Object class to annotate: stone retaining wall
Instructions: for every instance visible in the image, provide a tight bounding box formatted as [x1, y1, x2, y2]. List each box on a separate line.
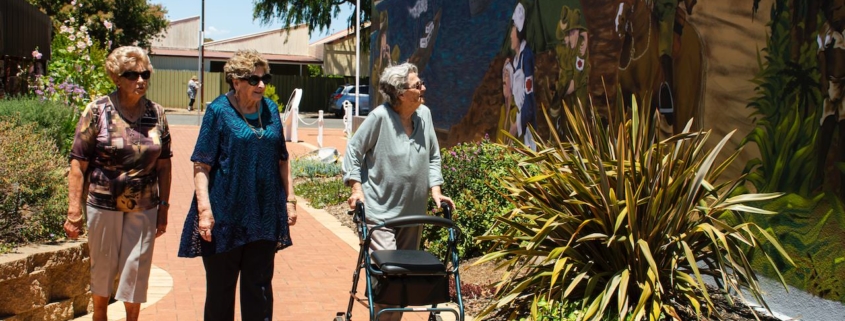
[0, 240, 91, 320]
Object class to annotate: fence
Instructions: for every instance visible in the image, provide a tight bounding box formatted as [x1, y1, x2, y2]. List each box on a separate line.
[145, 70, 357, 113]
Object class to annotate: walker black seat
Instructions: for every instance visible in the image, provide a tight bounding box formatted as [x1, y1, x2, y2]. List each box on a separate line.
[335, 201, 465, 320]
[370, 250, 447, 276]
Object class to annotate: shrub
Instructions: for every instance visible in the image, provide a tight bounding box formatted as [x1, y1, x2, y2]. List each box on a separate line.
[295, 178, 346, 209]
[0, 98, 78, 156]
[291, 158, 345, 209]
[265, 84, 284, 112]
[291, 157, 341, 179]
[476, 100, 793, 320]
[422, 137, 520, 259]
[0, 118, 69, 253]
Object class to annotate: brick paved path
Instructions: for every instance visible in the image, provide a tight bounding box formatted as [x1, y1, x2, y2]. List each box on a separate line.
[135, 126, 425, 320]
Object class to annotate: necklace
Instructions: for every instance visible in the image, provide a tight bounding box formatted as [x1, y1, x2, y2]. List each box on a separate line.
[113, 93, 144, 151]
[233, 94, 264, 139]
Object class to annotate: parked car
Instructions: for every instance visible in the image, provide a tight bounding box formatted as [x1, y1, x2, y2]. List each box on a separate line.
[328, 85, 370, 118]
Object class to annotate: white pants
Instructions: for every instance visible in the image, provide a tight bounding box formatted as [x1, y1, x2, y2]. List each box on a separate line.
[87, 206, 158, 303]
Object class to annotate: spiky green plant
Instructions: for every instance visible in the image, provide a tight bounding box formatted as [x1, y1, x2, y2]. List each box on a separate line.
[476, 99, 793, 320]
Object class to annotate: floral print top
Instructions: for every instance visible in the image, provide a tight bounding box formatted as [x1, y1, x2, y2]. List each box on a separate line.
[70, 95, 172, 212]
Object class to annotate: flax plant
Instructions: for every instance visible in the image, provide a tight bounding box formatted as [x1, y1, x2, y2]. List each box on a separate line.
[476, 99, 793, 320]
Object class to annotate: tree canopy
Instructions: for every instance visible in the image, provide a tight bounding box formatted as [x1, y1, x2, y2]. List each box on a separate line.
[27, 0, 168, 50]
[253, 0, 370, 37]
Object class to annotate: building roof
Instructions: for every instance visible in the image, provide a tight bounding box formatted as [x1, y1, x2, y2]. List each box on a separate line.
[149, 48, 322, 64]
[205, 24, 308, 46]
[309, 22, 371, 46]
[168, 16, 199, 25]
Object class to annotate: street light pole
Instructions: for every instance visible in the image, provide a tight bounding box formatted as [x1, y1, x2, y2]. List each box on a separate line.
[351, 0, 361, 135]
[197, 0, 205, 125]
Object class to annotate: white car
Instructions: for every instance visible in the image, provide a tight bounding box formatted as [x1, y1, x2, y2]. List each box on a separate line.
[328, 85, 370, 118]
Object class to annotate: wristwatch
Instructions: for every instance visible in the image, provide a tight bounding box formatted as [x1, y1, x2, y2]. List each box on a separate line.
[287, 198, 297, 205]
[159, 200, 170, 207]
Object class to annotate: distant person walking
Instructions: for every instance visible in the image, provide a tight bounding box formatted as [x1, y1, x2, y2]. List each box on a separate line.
[187, 75, 200, 111]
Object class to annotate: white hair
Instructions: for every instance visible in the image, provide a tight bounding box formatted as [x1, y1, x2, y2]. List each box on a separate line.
[378, 62, 418, 105]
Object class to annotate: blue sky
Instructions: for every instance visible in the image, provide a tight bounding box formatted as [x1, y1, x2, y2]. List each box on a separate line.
[150, 0, 355, 43]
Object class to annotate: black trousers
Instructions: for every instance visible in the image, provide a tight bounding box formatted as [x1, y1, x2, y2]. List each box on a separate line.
[202, 240, 276, 321]
[189, 98, 196, 108]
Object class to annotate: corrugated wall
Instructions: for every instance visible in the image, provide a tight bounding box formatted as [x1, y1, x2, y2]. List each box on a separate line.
[145, 70, 222, 109]
[145, 69, 354, 113]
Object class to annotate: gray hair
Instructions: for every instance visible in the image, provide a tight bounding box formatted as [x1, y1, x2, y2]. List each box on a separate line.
[378, 62, 418, 105]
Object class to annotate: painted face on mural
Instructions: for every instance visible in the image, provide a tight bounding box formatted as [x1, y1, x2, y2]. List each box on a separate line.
[510, 26, 520, 53]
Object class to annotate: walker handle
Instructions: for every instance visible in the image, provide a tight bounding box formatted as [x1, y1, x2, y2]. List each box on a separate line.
[439, 201, 453, 221]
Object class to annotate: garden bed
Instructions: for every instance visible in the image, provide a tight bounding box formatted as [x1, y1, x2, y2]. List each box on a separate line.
[318, 202, 784, 320]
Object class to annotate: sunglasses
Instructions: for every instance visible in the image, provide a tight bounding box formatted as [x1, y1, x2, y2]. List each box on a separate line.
[240, 74, 272, 86]
[405, 80, 425, 90]
[120, 70, 151, 81]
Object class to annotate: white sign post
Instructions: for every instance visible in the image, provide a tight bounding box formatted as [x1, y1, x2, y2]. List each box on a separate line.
[283, 88, 302, 142]
[317, 110, 324, 148]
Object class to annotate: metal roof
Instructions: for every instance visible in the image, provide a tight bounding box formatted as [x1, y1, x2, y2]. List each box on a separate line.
[149, 48, 322, 64]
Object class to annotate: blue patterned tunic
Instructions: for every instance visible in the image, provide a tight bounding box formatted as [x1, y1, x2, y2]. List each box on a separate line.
[178, 95, 292, 257]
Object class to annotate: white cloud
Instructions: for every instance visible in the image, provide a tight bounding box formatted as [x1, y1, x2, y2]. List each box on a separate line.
[204, 26, 230, 37]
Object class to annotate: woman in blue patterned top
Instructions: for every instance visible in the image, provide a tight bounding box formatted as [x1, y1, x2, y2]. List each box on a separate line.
[177, 49, 297, 321]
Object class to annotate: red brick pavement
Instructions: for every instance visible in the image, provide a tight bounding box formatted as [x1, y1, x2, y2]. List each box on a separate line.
[137, 126, 427, 320]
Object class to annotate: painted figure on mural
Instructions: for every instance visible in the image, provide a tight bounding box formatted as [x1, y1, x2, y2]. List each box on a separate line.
[616, 0, 703, 134]
[816, 0, 845, 200]
[499, 58, 517, 143]
[551, 6, 590, 133]
[371, 11, 400, 108]
[503, 2, 537, 150]
[653, 0, 679, 114]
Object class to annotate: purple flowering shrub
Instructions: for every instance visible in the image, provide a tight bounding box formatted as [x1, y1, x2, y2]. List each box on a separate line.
[29, 1, 114, 110]
[422, 135, 521, 259]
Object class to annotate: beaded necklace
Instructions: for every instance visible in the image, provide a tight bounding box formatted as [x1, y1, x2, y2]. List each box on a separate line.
[233, 94, 264, 139]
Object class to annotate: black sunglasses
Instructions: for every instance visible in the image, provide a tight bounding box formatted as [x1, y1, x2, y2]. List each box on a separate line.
[120, 70, 151, 81]
[240, 74, 272, 86]
[405, 80, 425, 90]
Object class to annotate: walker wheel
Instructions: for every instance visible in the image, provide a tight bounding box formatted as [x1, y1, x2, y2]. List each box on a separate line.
[334, 311, 347, 321]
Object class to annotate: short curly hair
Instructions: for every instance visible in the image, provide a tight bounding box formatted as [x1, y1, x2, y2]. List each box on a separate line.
[105, 46, 153, 83]
[378, 62, 418, 105]
[224, 49, 271, 88]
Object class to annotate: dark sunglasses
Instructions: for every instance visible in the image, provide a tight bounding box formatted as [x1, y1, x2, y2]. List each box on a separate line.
[240, 74, 272, 86]
[405, 80, 425, 90]
[120, 70, 151, 81]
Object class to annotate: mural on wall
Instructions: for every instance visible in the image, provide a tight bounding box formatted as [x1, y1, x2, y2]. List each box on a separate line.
[371, 0, 845, 303]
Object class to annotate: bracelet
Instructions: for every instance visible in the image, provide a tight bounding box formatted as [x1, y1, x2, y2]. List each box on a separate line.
[67, 215, 83, 223]
[159, 200, 170, 207]
[286, 198, 297, 205]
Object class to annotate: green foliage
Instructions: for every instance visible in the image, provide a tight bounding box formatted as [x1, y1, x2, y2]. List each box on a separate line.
[0, 98, 78, 156]
[0, 118, 69, 253]
[291, 158, 341, 179]
[476, 100, 793, 321]
[253, 0, 370, 40]
[264, 84, 285, 113]
[26, 3, 115, 110]
[422, 138, 519, 259]
[27, 0, 168, 49]
[307, 65, 323, 77]
[295, 178, 346, 209]
[742, 0, 820, 195]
